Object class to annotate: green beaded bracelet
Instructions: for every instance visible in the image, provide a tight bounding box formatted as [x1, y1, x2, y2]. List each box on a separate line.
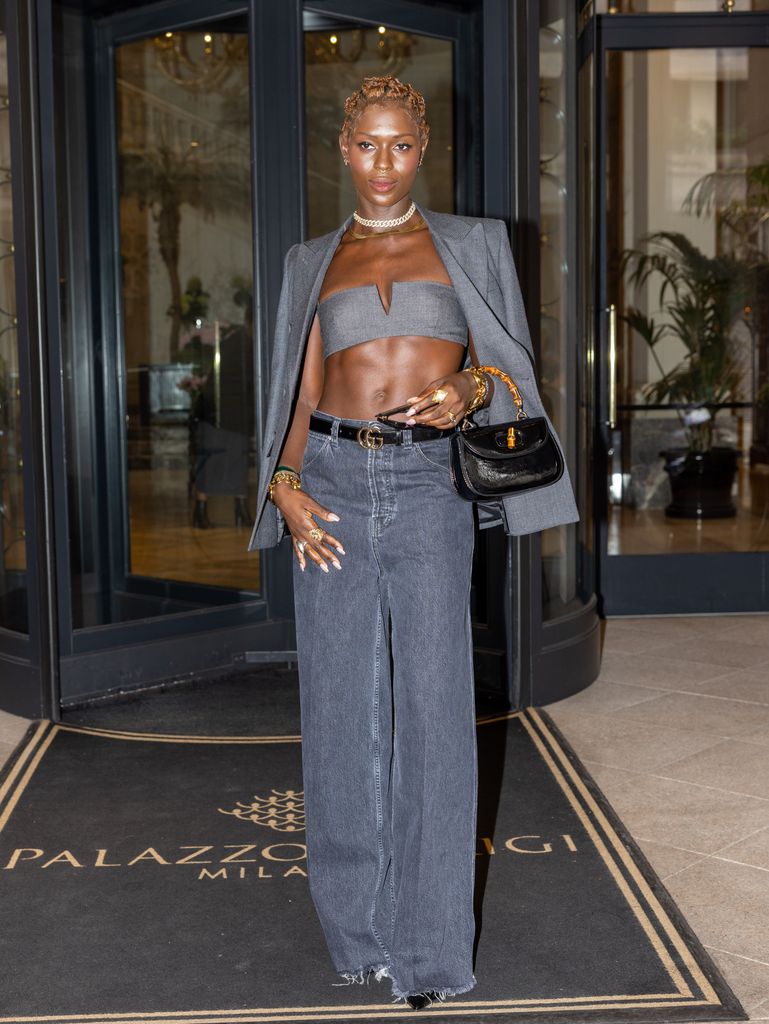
[275, 464, 299, 475]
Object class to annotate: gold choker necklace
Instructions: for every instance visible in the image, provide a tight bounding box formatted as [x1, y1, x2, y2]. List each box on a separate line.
[353, 200, 416, 229]
[347, 216, 426, 240]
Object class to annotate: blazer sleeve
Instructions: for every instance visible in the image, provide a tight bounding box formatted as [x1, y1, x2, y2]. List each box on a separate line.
[267, 243, 300, 391]
[246, 242, 300, 551]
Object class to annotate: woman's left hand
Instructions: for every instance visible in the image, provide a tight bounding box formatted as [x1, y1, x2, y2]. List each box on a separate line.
[404, 371, 476, 429]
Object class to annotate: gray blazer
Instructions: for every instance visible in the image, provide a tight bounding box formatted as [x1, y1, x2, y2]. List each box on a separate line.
[247, 201, 579, 551]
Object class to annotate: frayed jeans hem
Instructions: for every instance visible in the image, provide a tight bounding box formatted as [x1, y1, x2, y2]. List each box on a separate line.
[389, 974, 477, 1002]
[332, 964, 391, 987]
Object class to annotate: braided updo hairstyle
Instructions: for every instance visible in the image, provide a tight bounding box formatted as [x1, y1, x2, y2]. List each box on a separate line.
[340, 74, 430, 147]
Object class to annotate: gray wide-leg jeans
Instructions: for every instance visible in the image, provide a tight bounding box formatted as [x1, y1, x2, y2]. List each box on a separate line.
[293, 411, 478, 1001]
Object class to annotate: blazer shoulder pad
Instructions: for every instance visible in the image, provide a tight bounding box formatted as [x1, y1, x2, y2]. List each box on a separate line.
[279, 242, 301, 276]
[301, 226, 345, 252]
[427, 210, 504, 229]
[424, 210, 507, 248]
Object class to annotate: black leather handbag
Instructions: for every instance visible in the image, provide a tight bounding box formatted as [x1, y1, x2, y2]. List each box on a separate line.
[449, 366, 564, 501]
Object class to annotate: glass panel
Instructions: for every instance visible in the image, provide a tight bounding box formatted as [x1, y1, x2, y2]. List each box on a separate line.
[578, 51, 596, 594]
[588, 1, 769, 13]
[0, 21, 27, 634]
[304, 14, 454, 232]
[116, 25, 258, 593]
[540, 3, 589, 618]
[607, 48, 769, 555]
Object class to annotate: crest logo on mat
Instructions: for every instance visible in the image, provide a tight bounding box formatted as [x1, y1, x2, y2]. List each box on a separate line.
[218, 790, 305, 832]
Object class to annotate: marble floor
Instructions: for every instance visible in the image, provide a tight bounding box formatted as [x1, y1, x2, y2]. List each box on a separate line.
[0, 615, 767, 1020]
[545, 615, 769, 1023]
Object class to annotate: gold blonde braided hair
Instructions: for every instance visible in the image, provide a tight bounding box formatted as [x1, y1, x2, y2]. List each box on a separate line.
[340, 74, 430, 146]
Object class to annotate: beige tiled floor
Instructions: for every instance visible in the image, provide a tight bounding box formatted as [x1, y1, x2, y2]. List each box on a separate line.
[546, 614, 769, 1022]
[0, 617, 767, 1019]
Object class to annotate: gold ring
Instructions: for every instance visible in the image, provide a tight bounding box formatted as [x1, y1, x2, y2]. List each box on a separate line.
[447, 409, 457, 424]
[431, 387, 448, 404]
[309, 527, 325, 542]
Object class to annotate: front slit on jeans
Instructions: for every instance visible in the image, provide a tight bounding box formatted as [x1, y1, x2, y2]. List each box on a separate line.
[292, 410, 478, 1002]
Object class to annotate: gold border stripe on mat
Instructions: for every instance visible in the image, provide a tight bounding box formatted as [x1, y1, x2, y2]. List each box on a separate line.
[58, 712, 521, 745]
[55, 712, 518, 745]
[57, 725, 302, 744]
[530, 709, 720, 1004]
[518, 712, 692, 998]
[475, 711, 521, 725]
[0, 992, 693, 1021]
[0, 998, 715, 1024]
[0, 722, 50, 810]
[0, 724, 58, 835]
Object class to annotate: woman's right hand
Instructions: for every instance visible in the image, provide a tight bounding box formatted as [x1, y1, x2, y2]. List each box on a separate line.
[272, 483, 345, 573]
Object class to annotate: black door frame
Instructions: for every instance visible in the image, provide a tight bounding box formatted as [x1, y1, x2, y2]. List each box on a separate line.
[0, 0, 60, 717]
[1, 0, 603, 718]
[34, 0, 302, 707]
[586, 12, 769, 615]
[32, 0, 517, 711]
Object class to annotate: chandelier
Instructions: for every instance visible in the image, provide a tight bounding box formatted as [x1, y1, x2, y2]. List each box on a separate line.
[305, 25, 414, 76]
[153, 31, 248, 94]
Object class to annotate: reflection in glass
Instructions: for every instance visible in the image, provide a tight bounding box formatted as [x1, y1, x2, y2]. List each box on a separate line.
[579, 52, 596, 584]
[608, 48, 769, 554]
[304, 17, 454, 234]
[539, 4, 587, 618]
[0, 23, 27, 634]
[116, 26, 259, 593]
[586, 0, 769, 12]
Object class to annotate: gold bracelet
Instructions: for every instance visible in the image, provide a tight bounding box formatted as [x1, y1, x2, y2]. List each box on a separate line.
[464, 367, 489, 415]
[268, 470, 301, 504]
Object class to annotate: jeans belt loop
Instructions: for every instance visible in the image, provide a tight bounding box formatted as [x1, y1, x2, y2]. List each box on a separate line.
[401, 427, 413, 449]
[331, 417, 340, 446]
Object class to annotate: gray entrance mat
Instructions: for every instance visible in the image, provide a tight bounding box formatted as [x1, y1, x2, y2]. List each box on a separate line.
[0, 695, 745, 1024]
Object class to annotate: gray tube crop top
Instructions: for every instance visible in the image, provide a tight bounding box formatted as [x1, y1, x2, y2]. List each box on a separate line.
[317, 280, 468, 358]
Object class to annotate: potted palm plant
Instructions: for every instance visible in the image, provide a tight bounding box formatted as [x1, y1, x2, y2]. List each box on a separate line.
[683, 161, 769, 489]
[621, 231, 752, 518]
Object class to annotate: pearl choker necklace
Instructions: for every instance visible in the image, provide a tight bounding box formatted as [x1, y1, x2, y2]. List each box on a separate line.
[352, 201, 416, 229]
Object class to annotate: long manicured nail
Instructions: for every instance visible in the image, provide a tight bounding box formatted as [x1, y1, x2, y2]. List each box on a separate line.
[337, 546, 346, 555]
[300, 563, 305, 572]
[405, 407, 416, 416]
[332, 560, 342, 570]
[320, 563, 329, 573]
[328, 513, 340, 522]
[406, 418, 416, 426]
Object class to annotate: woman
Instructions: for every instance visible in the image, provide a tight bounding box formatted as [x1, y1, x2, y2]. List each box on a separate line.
[248, 76, 578, 1009]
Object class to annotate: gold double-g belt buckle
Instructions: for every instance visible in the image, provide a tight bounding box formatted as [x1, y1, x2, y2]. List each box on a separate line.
[356, 425, 384, 450]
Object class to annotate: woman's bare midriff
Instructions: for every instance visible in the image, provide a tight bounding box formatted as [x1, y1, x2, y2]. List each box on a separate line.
[317, 335, 466, 420]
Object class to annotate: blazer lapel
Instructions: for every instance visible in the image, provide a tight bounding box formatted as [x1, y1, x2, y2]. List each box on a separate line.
[415, 202, 488, 301]
[287, 216, 353, 381]
[416, 203, 517, 355]
[417, 203, 535, 371]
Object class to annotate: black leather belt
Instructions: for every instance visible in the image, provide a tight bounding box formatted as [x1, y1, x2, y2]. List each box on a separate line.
[309, 412, 454, 450]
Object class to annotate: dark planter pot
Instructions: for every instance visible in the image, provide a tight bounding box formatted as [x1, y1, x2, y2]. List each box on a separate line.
[660, 446, 738, 519]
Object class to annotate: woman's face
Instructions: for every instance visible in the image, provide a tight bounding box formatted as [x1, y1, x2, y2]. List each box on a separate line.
[339, 102, 425, 215]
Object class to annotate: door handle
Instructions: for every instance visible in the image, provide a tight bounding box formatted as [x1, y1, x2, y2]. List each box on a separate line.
[607, 303, 618, 429]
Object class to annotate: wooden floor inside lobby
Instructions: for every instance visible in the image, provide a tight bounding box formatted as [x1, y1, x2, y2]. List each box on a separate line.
[1, 615, 768, 1020]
